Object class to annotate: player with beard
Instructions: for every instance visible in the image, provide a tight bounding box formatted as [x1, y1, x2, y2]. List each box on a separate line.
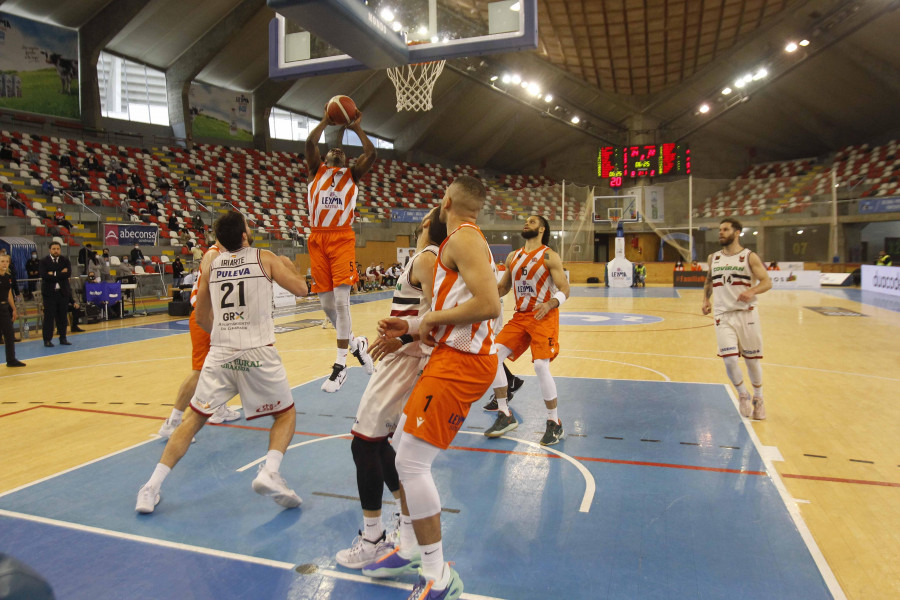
[306, 110, 377, 392]
[702, 217, 772, 420]
[483, 215, 570, 446]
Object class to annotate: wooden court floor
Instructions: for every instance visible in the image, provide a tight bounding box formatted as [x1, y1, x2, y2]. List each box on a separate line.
[1, 285, 898, 599]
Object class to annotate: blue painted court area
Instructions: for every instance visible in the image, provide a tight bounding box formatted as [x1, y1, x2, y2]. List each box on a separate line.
[13, 326, 188, 360]
[572, 286, 682, 298]
[559, 312, 664, 326]
[816, 287, 900, 313]
[0, 375, 832, 600]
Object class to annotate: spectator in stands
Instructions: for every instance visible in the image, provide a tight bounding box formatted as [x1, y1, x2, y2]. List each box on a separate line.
[192, 212, 203, 231]
[54, 208, 73, 230]
[190, 244, 203, 263]
[0, 143, 13, 161]
[130, 243, 145, 266]
[0, 253, 26, 367]
[157, 176, 171, 190]
[88, 156, 101, 171]
[78, 243, 94, 275]
[86, 269, 101, 284]
[876, 250, 893, 266]
[150, 187, 163, 201]
[86, 252, 101, 281]
[39, 241, 73, 348]
[178, 175, 190, 191]
[691, 260, 703, 271]
[130, 172, 143, 188]
[41, 179, 55, 198]
[365, 262, 382, 288]
[179, 229, 193, 249]
[171, 256, 185, 286]
[767, 261, 780, 271]
[127, 186, 140, 200]
[634, 263, 647, 287]
[107, 171, 120, 189]
[59, 154, 71, 168]
[25, 250, 40, 300]
[288, 224, 301, 244]
[180, 268, 199, 287]
[674, 259, 685, 271]
[205, 230, 215, 246]
[99, 248, 112, 282]
[168, 213, 179, 232]
[7, 191, 26, 213]
[118, 256, 134, 276]
[71, 176, 88, 193]
[26, 150, 39, 166]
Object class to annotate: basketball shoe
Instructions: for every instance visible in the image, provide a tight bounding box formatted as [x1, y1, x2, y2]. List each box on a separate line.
[362, 547, 423, 579]
[540, 419, 565, 446]
[482, 390, 514, 412]
[135, 484, 160, 514]
[352, 336, 375, 375]
[208, 405, 241, 424]
[405, 566, 463, 600]
[738, 392, 752, 418]
[251, 465, 302, 508]
[322, 363, 348, 392]
[484, 411, 518, 437]
[336, 530, 394, 569]
[752, 396, 766, 420]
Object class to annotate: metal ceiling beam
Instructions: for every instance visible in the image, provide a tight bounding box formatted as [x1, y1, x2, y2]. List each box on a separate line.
[78, 0, 147, 130]
[165, 0, 266, 142]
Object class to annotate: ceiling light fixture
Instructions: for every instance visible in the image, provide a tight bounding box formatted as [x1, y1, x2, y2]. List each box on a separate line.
[543, 94, 553, 102]
[721, 87, 732, 95]
[698, 103, 710, 114]
[511, 73, 522, 85]
[799, 39, 810, 46]
[570, 116, 580, 124]
[379, 7, 395, 22]
[785, 41, 798, 52]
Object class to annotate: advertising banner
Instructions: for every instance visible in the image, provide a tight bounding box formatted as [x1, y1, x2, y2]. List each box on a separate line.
[861, 265, 900, 297]
[0, 12, 79, 118]
[273, 281, 297, 308]
[189, 82, 252, 142]
[769, 270, 821, 289]
[391, 208, 430, 223]
[674, 271, 707, 287]
[858, 197, 900, 214]
[103, 224, 159, 246]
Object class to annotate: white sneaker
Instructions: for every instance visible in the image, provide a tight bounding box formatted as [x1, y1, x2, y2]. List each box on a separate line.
[352, 337, 375, 375]
[135, 485, 160, 513]
[738, 392, 752, 418]
[387, 512, 401, 547]
[321, 363, 348, 392]
[752, 396, 766, 420]
[158, 418, 178, 438]
[208, 405, 241, 424]
[335, 530, 394, 569]
[251, 465, 302, 508]
[321, 319, 333, 329]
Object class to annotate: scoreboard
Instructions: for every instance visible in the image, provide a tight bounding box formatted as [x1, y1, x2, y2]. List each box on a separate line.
[598, 143, 691, 187]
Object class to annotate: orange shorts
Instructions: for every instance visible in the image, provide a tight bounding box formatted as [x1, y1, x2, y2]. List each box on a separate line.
[495, 308, 560, 362]
[189, 311, 211, 371]
[403, 345, 497, 449]
[308, 228, 359, 293]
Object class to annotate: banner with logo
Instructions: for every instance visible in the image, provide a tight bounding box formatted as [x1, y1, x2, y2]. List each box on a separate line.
[273, 281, 297, 308]
[103, 224, 159, 246]
[396, 247, 416, 266]
[769, 270, 821, 289]
[0, 12, 80, 119]
[391, 208, 430, 223]
[188, 82, 252, 142]
[858, 197, 900, 214]
[674, 271, 706, 287]
[861, 265, 900, 297]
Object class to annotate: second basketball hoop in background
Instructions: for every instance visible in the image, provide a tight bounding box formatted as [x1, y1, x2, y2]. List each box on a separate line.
[326, 95, 359, 125]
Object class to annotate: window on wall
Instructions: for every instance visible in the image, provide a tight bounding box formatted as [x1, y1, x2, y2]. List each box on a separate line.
[269, 107, 393, 149]
[98, 52, 169, 125]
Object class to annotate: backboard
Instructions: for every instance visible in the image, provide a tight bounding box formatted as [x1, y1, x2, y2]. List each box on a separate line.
[593, 195, 640, 225]
[268, 0, 538, 79]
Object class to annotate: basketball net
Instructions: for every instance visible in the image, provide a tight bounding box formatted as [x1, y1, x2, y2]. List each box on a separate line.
[387, 56, 445, 112]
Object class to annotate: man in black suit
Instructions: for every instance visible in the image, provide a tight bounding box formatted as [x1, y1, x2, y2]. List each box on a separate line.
[40, 241, 73, 347]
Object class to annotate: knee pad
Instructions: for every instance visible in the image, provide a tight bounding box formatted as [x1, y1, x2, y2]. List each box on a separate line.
[744, 358, 763, 388]
[533, 358, 557, 401]
[394, 436, 442, 520]
[351, 435, 386, 511]
[318, 290, 337, 325]
[333, 285, 352, 339]
[723, 355, 743, 387]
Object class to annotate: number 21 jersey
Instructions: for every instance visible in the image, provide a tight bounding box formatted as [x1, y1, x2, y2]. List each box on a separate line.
[208, 246, 275, 349]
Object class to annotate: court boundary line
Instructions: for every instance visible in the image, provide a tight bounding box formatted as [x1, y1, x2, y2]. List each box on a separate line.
[725, 385, 847, 600]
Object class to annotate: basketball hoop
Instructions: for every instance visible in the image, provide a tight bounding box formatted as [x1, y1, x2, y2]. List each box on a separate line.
[610, 215, 620, 229]
[387, 42, 445, 111]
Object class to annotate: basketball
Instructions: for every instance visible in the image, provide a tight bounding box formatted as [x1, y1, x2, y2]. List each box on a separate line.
[326, 95, 359, 125]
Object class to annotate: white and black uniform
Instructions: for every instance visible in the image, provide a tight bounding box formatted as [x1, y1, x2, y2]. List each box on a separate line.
[351, 245, 437, 440]
[710, 248, 763, 359]
[191, 246, 294, 420]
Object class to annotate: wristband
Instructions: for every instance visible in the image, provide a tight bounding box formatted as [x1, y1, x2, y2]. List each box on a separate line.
[553, 290, 567, 308]
[399, 333, 414, 345]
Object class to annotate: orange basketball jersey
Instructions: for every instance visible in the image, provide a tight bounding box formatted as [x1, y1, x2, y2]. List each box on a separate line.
[189, 243, 220, 307]
[307, 164, 358, 229]
[510, 244, 553, 312]
[430, 223, 496, 355]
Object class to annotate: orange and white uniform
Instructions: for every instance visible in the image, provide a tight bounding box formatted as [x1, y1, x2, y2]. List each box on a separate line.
[495, 244, 560, 362]
[307, 164, 360, 293]
[403, 223, 498, 449]
[188, 243, 219, 371]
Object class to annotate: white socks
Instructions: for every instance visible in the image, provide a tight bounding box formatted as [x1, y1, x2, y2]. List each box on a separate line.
[363, 515, 383, 542]
[336, 347, 348, 366]
[497, 392, 510, 416]
[398, 514, 418, 558]
[265, 450, 283, 473]
[546, 406, 558, 423]
[420, 541, 446, 586]
[147, 463, 171, 489]
[168, 408, 183, 424]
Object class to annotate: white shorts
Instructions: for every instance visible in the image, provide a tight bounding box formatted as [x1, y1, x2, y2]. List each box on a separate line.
[351, 350, 429, 441]
[190, 345, 294, 420]
[715, 308, 763, 359]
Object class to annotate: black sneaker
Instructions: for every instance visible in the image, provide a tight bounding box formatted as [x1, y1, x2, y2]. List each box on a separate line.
[484, 411, 518, 438]
[508, 375, 525, 393]
[6, 360, 26, 367]
[540, 420, 564, 446]
[483, 390, 513, 411]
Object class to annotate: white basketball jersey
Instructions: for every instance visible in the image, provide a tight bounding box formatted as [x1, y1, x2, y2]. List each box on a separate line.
[710, 248, 758, 315]
[208, 246, 275, 349]
[390, 245, 438, 357]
